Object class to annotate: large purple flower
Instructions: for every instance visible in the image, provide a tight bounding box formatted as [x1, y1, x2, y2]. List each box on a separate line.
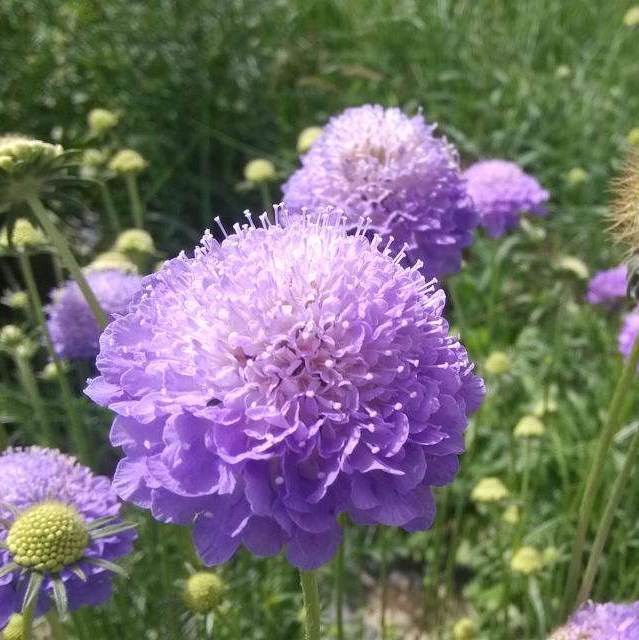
[549, 601, 639, 639]
[0, 447, 135, 629]
[281, 105, 478, 279]
[85, 208, 484, 570]
[618, 309, 639, 360]
[463, 159, 549, 237]
[46, 269, 142, 359]
[586, 265, 628, 307]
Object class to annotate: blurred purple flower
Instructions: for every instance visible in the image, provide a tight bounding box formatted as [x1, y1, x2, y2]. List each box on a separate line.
[549, 600, 639, 639]
[281, 105, 478, 279]
[47, 269, 142, 359]
[86, 207, 484, 570]
[586, 265, 628, 306]
[618, 309, 639, 360]
[0, 447, 135, 629]
[463, 159, 549, 237]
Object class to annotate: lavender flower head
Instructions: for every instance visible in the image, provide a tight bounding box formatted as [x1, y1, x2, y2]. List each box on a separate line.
[586, 265, 628, 306]
[0, 447, 135, 629]
[281, 105, 478, 279]
[86, 207, 484, 570]
[47, 269, 142, 359]
[463, 159, 549, 237]
[549, 601, 639, 639]
[618, 309, 639, 360]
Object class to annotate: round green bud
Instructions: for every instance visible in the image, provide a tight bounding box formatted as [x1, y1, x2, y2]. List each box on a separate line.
[86, 251, 138, 275]
[453, 617, 476, 640]
[2, 614, 23, 640]
[471, 477, 509, 503]
[565, 167, 588, 186]
[183, 571, 224, 614]
[502, 504, 520, 525]
[543, 546, 560, 565]
[87, 108, 119, 135]
[243, 159, 276, 184]
[628, 127, 639, 147]
[0, 325, 25, 349]
[7, 501, 89, 573]
[514, 415, 545, 439]
[108, 149, 148, 175]
[114, 229, 155, 255]
[554, 65, 571, 80]
[40, 361, 68, 382]
[2, 290, 29, 310]
[0, 219, 46, 251]
[484, 351, 510, 375]
[0, 136, 63, 171]
[624, 6, 639, 27]
[297, 126, 323, 154]
[510, 546, 544, 575]
[82, 148, 108, 168]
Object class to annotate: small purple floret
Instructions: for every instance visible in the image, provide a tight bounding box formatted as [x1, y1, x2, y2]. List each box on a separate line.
[85, 208, 484, 570]
[46, 269, 142, 359]
[550, 600, 639, 639]
[619, 309, 639, 361]
[586, 265, 628, 306]
[463, 159, 549, 237]
[0, 447, 135, 628]
[281, 105, 478, 279]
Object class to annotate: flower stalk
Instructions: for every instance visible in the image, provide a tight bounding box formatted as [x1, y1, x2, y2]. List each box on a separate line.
[125, 174, 144, 229]
[299, 570, 321, 640]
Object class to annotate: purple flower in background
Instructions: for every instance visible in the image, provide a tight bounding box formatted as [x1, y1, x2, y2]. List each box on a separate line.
[463, 159, 549, 237]
[86, 207, 484, 570]
[47, 269, 142, 359]
[0, 447, 135, 629]
[549, 600, 639, 639]
[281, 105, 478, 279]
[586, 265, 628, 306]
[618, 309, 639, 360]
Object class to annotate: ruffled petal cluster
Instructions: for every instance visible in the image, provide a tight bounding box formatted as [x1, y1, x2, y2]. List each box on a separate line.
[0, 447, 135, 629]
[549, 601, 639, 639]
[586, 265, 628, 306]
[281, 105, 478, 279]
[464, 159, 549, 237]
[46, 269, 142, 359]
[86, 208, 484, 570]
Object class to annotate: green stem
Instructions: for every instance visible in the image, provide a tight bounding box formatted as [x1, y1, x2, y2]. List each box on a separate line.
[335, 537, 345, 640]
[100, 182, 122, 234]
[125, 174, 144, 229]
[46, 610, 66, 640]
[562, 334, 639, 616]
[577, 423, 639, 603]
[15, 354, 53, 445]
[22, 597, 37, 640]
[259, 183, 272, 219]
[515, 441, 533, 547]
[487, 248, 502, 343]
[27, 196, 107, 328]
[299, 570, 321, 640]
[18, 252, 90, 464]
[0, 423, 8, 450]
[380, 529, 388, 640]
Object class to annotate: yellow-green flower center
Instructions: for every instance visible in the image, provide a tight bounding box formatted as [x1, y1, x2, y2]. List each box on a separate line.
[7, 501, 89, 573]
[183, 572, 224, 614]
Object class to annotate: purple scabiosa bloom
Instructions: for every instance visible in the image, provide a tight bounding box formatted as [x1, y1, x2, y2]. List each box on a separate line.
[618, 309, 639, 360]
[549, 601, 639, 639]
[46, 269, 142, 359]
[586, 265, 628, 306]
[281, 105, 478, 279]
[463, 159, 549, 237]
[85, 207, 484, 570]
[0, 447, 135, 629]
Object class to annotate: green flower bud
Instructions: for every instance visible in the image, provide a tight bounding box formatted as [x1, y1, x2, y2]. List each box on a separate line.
[0, 325, 25, 349]
[0, 219, 47, 251]
[109, 149, 148, 175]
[40, 360, 69, 381]
[502, 504, 520, 525]
[543, 546, 560, 565]
[297, 126, 323, 154]
[484, 351, 510, 375]
[183, 572, 224, 614]
[554, 65, 571, 80]
[7, 501, 89, 573]
[243, 159, 276, 184]
[623, 6, 639, 27]
[514, 415, 545, 439]
[82, 148, 108, 168]
[452, 617, 476, 640]
[510, 546, 544, 575]
[87, 108, 119, 136]
[565, 167, 588, 186]
[628, 127, 639, 147]
[86, 251, 138, 275]
[114, 229, 155, 256]
[471, 477, 509, 503]
[1, 290, 29, 310]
